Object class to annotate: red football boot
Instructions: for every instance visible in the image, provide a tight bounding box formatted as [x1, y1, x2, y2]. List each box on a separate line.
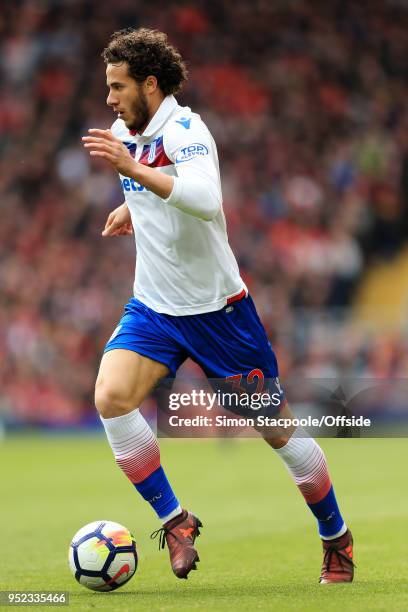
[320, 529, 355, 584]
[151, 509, 202, 579]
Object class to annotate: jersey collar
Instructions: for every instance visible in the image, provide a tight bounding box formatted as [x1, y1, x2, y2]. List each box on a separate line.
[129, 95, 178, 140]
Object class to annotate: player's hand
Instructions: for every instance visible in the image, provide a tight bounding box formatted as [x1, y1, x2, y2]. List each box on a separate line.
[102, 202, 133, 237]
[82, 129, 136, 176]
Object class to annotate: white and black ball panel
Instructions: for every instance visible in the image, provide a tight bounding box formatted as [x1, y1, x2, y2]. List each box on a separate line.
[68, 520, 137, 592]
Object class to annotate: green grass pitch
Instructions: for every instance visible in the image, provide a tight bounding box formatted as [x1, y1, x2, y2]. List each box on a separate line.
[1, 435, 407, 611]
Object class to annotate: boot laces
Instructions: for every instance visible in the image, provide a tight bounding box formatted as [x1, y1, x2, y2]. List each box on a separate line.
[323, 544, 356, 573]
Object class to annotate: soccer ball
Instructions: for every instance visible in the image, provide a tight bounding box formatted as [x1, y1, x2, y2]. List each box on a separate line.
[68, 520, 138, 591]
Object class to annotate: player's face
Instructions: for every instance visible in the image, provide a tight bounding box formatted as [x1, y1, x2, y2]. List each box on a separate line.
[106, 63, 149, 132]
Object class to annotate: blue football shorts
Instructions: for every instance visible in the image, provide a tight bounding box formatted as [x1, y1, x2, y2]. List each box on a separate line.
[104, 294, 285, 415]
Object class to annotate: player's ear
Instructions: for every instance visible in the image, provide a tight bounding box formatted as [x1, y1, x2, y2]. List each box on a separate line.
[144, 76, 158, 94]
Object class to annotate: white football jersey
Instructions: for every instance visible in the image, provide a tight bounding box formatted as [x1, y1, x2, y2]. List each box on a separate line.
[111, 95, 246, 315]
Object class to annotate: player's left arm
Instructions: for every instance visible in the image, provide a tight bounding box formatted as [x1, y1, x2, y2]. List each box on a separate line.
[162, 118, 222, 221]
[82, 129, 174, 199]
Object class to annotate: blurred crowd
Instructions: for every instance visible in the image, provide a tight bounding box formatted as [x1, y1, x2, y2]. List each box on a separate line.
[1, 0, 408, 424]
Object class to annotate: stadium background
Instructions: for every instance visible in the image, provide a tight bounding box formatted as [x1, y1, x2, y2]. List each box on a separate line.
[1, 2, 408, 610]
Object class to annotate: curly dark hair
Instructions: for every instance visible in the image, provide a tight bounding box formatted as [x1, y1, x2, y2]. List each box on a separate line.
[102, 28, 188, 96]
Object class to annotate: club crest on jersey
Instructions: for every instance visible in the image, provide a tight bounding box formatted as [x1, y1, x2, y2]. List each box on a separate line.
[148, 140, 157, 163]
[176, 143, 209, 163]
[138, 135, 172, 167]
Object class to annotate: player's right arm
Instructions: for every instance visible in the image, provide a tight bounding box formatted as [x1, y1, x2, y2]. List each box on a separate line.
[102, 201, 133, 236]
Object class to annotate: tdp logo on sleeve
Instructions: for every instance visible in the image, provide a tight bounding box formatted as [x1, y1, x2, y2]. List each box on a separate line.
[175, 143, 209, 163]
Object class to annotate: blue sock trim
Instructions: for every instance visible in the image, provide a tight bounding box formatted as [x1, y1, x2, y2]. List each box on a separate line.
[134, 466, 179, 519]
[307, 485, 344, 538]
